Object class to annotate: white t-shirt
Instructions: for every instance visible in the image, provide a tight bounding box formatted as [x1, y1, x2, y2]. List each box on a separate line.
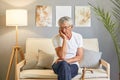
[52, 32, 83, 67]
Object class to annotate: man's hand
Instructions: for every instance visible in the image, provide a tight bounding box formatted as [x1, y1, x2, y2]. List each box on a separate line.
[59, 30, 67, 40]
[55, 58, 64, 63]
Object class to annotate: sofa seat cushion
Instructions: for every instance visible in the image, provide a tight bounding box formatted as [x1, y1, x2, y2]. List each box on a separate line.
[20, 69, 57, 79]
[20, 69, 82, 79]
[20, 69, 108, 79]
[84, 69, 108, 79]
[84, 78, 109, 80]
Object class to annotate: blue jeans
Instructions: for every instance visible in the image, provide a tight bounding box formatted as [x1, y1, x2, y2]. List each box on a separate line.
[52, 61, 78, 80]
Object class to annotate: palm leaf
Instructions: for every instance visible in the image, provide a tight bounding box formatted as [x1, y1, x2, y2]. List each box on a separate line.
[111, 0, 120, 21]
[113, 8, 120, 21]
[111, 0, 120, 9]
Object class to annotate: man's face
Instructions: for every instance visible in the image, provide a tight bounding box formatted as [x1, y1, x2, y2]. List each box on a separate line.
[59, 21, 72, 35]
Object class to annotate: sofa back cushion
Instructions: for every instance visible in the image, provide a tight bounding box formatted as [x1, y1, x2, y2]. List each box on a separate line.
[83, 39, 99, 52]
[26, 38, 56, 55]
[23, 38, 56, 69]
[26, 38, 99, 54]
[24, 38, 99, 69]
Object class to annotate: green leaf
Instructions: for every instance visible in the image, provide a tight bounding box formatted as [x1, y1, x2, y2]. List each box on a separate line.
[89, 1, 120, 71]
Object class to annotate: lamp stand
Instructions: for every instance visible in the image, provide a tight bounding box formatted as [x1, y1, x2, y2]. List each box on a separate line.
[6, 26, 24, 80]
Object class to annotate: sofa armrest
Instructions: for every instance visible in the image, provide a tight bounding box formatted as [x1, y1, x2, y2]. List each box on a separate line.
[16, 60, 26, 80]
[17, 60, 26, 69]
[81, 59, 110, 80]
[100, 59, 110, 78]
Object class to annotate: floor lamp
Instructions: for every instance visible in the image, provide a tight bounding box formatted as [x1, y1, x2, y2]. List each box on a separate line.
[6, 9, 27, 80]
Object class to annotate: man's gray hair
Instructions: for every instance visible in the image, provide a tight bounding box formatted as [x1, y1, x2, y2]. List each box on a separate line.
[58, 16, 73, 26]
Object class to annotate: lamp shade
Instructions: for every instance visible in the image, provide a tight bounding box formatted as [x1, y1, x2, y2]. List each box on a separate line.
[6, 9, 27, 26]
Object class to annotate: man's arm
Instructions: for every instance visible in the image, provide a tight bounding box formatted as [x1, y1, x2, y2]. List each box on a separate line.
[55, 38, 67, 60]
[65, 47, 83, 63]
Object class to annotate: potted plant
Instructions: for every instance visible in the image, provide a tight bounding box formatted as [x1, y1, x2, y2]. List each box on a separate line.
[89, 0, 120, 79]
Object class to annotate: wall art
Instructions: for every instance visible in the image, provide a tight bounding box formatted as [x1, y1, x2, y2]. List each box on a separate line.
[36, 5, 52, 27]
[75, 6, 91, 27]
[56, 6, 72, 26]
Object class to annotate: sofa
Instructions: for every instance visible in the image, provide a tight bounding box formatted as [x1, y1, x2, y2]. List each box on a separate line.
[16, 38, 110, 80]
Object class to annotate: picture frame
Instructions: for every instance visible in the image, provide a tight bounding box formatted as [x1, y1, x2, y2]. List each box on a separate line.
[75, 6, 91, 27]
[56, 6, 72, 26]
[36, 5, 52, 27]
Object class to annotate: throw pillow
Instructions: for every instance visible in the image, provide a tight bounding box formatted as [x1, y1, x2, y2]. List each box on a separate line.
[37, 50, 54, 69]
[79, 48, 102, 68]
[23, 52, 38, 70]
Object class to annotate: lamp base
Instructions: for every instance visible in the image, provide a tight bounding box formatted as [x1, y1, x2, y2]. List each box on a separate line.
[6, 46, 24, 80]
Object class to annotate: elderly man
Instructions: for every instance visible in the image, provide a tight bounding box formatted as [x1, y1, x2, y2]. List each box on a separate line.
[52, 16, 83, 80]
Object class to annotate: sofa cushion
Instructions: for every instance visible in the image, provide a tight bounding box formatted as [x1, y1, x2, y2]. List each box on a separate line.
[85, 78, 110, 80]
[20, 69, 82, 79]
[20, 69, 107, 79]
[26, 38, 56, 57]
[84, 69, 108, 79]
[37, 50, 54, 69]
[23, 50, 54, 70]
[23, 52, 38, 70]
[79, 48, 102, 68]
[20, 69, 57, 79]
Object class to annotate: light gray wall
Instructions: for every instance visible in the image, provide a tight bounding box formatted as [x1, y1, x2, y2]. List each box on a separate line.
[0, 0, 119, 80]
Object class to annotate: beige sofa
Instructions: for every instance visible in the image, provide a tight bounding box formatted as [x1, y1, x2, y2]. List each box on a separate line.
[17, 38, 110, 80]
